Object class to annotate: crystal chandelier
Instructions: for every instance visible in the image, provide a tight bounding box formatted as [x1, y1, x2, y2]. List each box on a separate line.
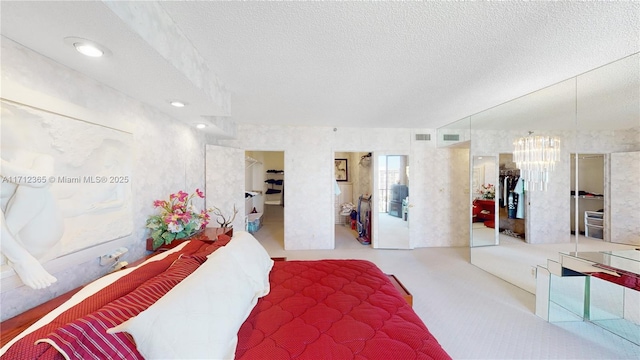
[513, 132, 561, 191]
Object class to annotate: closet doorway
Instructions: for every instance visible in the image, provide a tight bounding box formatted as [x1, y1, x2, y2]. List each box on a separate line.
[570, 154, 605, 240]
[245, 151, 284, 243]
[498, 153, 526, 242]
[334, 151, 373, 249]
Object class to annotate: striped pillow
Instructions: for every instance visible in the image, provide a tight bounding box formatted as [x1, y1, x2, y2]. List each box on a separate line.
[37, 244, 222, 359]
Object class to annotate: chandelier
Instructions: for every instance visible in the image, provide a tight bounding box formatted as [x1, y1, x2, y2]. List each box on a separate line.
[513, 132, 561, 191]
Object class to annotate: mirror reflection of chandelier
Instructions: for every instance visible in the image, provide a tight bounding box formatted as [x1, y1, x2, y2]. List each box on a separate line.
[513, 132, 561, 191]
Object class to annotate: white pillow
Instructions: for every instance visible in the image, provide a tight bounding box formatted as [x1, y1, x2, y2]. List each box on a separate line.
[216, 231, 274, 297]
[109, 248, 260, 360]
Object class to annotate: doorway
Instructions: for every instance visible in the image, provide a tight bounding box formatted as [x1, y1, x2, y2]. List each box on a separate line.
[245, 151, 284, 245]
[570, 153, 605, 239]
[334, 151, 373, 249]
[374, 154, 410, 249]
[498, 153, 526, 241]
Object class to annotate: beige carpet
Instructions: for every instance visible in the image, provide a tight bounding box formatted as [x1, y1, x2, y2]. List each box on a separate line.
[251, 222, 640, 359]
[471, 234, 637, 294]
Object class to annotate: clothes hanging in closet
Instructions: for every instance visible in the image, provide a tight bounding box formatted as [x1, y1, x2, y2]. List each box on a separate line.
[499, 175, 519, 208]
[499, 174, 524, 219]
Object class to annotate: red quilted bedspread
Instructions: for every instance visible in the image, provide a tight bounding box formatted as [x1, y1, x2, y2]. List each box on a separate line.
[236, 260, 451, 360]
[3, 245, 450, 359]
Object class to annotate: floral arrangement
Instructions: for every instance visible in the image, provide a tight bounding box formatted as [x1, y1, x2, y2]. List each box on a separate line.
[478, 183, 495, 199]
[146, 189, 212, 250]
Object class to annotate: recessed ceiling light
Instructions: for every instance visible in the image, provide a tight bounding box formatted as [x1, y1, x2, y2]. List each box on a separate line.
[74, 43, 103, 57]
[196, 124, 207, 129]
[64, 37, 111, 58]
[170, 101, 186, 108]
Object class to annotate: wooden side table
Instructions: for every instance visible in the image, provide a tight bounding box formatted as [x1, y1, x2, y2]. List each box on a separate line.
[145, 227, 233, 251]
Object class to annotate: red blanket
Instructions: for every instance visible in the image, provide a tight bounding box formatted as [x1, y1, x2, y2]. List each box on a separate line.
[236, 260, 451, 360]
[4, 248, 450, 359]
[1, 239, 228, 360]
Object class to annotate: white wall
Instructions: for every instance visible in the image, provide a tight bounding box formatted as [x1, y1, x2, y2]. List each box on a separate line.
[220, 126, 470, 250]
[0, 38, 218, 320]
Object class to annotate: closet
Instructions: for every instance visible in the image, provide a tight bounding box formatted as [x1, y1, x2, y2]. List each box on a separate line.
[570, 154, 604, 239]
[245, 151, 285, 228]
[499, 154, 525, 239]
[264, 169, 284, 206]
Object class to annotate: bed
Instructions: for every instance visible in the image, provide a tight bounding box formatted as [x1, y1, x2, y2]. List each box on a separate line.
[0, 231, 451, 360]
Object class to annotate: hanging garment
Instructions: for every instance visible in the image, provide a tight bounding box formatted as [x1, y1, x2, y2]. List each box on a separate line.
[503, 176, 509, 208]
[515, 177, 525, 219]
[507, 191, 517, 219]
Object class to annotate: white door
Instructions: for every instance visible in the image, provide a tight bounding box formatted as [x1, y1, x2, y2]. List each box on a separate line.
[373, 153, 411, 249]
[610, 151, 640, 245]
[205, 145, 245, 230]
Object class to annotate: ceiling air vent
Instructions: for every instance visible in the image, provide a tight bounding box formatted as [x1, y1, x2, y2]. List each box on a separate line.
[415, 134, 431, 141]
[443, 134, 460, 141]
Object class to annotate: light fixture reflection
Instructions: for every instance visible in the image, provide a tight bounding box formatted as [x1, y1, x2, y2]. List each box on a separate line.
[513, 132, 561, 191]
[196, 124, 206, 129]
[170, 101, 186, 108]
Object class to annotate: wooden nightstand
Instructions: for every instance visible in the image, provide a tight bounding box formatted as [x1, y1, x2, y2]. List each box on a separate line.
[387, 274, 413, 307]
[145, 227, 233, 251]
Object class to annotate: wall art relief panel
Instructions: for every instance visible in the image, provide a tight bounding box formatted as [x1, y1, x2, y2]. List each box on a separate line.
[1, 100, 133, 287]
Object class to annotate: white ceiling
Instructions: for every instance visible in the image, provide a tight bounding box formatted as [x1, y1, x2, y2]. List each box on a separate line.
[1, 1, 638, 131]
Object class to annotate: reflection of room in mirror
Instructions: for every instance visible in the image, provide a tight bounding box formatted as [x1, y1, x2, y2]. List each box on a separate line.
[498, 154, 526, 241]
[471, 156, 498, 247]
[460, 55, 639, 330]
[570, 154, 605, 239]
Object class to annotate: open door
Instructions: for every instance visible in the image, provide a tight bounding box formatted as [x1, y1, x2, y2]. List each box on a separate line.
[205, 145, 245, 230]
[610, 151, 640, 245]
[373, 153, 411, 249]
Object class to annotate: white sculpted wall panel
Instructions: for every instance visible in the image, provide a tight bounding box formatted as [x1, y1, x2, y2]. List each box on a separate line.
[1, 101, 133, 256]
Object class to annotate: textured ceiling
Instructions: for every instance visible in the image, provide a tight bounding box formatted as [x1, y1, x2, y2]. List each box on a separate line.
[2, 1, 639, 131]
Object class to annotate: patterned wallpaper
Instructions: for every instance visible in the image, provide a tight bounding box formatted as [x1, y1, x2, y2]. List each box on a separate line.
[3, 35, 635, 320]
[220, 126, 470, 250]
[0, 39, 219, 320]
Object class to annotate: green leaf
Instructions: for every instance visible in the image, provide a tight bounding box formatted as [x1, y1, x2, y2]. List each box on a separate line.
[152, 237, 164, 250]
[151, 229, 163, 241]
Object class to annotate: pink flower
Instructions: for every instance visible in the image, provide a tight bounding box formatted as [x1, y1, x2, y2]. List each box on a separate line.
[176, 191, 189, 202]
[195, 188, 204, 198]
[153, 200, 167, 208]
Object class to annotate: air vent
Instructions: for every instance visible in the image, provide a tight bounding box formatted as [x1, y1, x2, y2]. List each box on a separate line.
[415, 134, 431, 141]
[443, 134, 460, 141]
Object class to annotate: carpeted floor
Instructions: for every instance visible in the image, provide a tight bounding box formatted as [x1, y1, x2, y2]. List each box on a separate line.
[251, 222, 640, 359]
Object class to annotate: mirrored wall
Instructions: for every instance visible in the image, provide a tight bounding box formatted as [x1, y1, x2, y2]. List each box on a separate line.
[438, 53, 640, 294]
